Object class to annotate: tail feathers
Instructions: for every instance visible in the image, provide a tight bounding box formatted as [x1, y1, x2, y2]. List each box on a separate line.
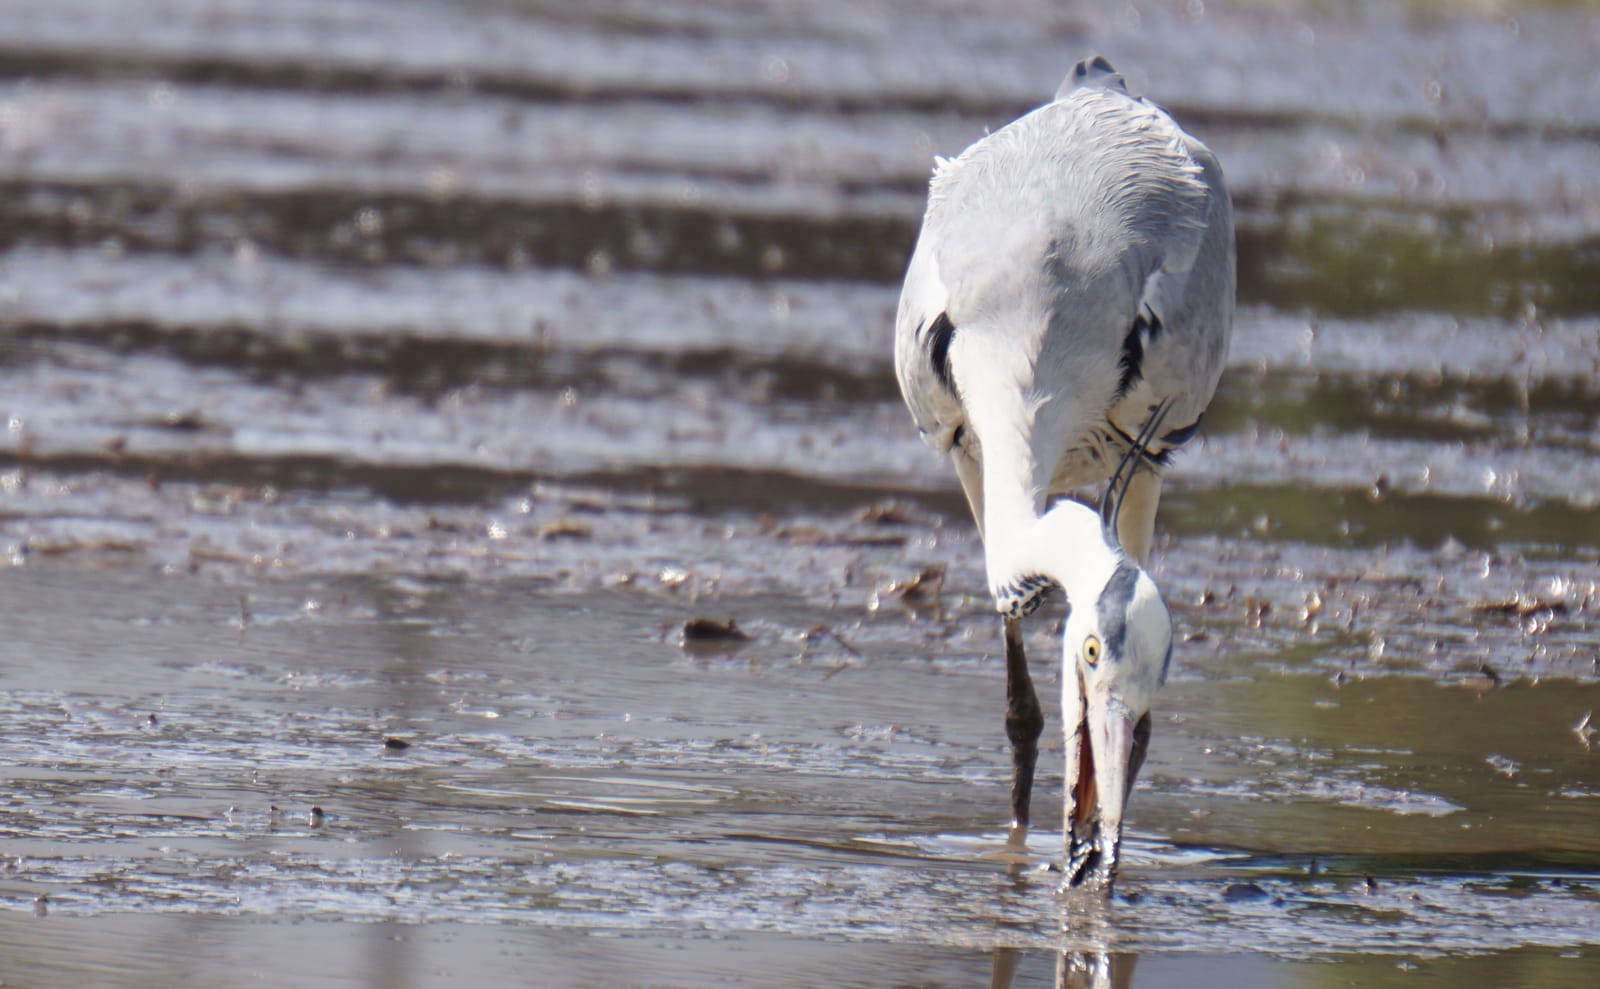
[1055, 55, 1127, 101]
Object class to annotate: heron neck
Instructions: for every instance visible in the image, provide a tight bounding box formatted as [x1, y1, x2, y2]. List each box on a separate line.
[1009, 501, 1122, 604]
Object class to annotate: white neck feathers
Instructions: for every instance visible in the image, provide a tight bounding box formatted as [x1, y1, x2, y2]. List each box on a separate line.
[1005, 500, 1123, 605]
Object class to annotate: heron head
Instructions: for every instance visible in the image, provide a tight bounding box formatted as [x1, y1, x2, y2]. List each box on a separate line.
[1052, 400, 1178, 889]
[1059, 551, 1172, 890]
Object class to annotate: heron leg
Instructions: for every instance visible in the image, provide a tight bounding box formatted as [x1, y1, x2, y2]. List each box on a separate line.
[1003, 616, 1044, 832]
[1114, 468, 1164, 566]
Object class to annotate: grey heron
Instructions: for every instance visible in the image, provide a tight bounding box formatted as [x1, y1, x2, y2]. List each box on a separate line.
[893, 56, 1234, 888]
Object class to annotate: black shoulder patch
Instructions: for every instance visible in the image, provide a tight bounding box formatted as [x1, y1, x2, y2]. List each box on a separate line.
[926, 312, 957, 393]
[1096, 561, 1141, 659]
[1113, 319, 1145, 400]
[1113, 308, 1162, 402]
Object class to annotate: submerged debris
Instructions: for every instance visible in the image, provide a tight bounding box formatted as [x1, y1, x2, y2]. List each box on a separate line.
[160, 410, 212, 432]
[1222, 882, 1270, 903]
[855, 501, 921, 526]
[800, 624, 860, 657]
[536, 519, 592, 541]
[1470, 595, 1570, 617]
[1300, 590, 1325, 623]
[869, 567, 945, 621]
[679, 617, 750, 646]
[772, 522, 905, 549]
[1244, 596, 1272, 629]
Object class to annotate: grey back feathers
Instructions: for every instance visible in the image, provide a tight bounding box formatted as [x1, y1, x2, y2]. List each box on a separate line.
[894, 56, 1234, 504]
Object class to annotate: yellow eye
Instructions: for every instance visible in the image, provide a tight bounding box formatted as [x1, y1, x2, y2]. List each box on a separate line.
[1083, 634, 1102, 666]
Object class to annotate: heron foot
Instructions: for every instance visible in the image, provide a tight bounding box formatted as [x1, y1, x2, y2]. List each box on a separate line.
[995, 574, 1055, 619]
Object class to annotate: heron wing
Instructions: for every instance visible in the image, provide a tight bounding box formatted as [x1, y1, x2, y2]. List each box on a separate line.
[1107, 115, 1235, 454]
[892, 224, 960, 455]
[894, 205, 992, 523]
[894, 60, 1234, 509]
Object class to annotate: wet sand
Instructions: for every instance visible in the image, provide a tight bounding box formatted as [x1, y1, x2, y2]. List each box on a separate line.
[2, 0, 1598, 985]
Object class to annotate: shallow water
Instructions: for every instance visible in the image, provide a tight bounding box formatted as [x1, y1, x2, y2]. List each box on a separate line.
[2, 564, 1598, 976]
[2, 0, 1599, 985]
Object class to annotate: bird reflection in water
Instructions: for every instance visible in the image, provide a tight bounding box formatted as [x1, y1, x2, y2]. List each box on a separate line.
[991, 947, 1137, 989]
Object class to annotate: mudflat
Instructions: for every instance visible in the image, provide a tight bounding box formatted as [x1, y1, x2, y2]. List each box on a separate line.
[1, 1, 1597, 986]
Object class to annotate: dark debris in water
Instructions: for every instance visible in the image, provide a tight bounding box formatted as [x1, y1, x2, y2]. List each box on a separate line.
[1221, 882, 1273, 903]
[854, 501, 928, 527]
[870, 568, 947, 622]
[535, 519, 592, 541]
[1470, 595, 1573, 618]
[679, 617, 751, 647]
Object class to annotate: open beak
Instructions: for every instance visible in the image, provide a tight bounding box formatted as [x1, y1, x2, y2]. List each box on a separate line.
[1062, 671, 1152, 889]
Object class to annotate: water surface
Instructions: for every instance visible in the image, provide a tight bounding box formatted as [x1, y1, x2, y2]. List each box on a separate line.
[1, 0, 1598, 985]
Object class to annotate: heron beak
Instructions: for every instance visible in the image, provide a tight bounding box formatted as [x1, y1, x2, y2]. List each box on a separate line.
[1063, 672, 1152, 889]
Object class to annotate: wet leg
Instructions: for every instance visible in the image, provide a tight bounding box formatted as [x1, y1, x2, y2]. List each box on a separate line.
[1003, 616, 1044, 833]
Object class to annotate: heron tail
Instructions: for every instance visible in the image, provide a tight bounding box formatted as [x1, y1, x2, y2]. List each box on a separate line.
[1056, 55, 1128, 101]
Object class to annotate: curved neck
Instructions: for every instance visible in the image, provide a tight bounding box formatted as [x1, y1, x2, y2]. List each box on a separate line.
[1011, 500, 1123, 604]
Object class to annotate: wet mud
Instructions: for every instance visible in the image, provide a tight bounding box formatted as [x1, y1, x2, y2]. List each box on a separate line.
[2, 0, 1598, 986]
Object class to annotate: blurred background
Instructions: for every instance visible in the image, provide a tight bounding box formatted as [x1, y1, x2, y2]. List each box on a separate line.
[1, 1, 1598, 986]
